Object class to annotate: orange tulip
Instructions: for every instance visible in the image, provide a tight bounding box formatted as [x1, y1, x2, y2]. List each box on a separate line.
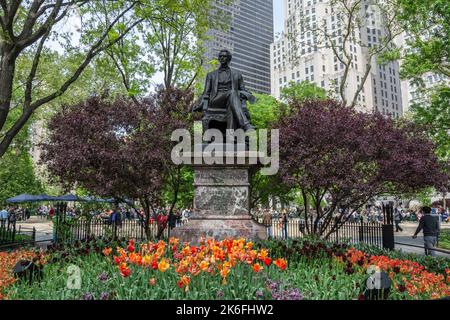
[142, 255, 152, 267]
[220, 267, 230, 279]
[102, 248, 112, 256]
[119, 263, 131, 277]
[273, 258, 287, 271]
[158, 258, 170, 272]
[258, 249, 268, 260]
[177, 275, 191, 292]
[199, 260, 209, 272]
[252, 263, 263, 273]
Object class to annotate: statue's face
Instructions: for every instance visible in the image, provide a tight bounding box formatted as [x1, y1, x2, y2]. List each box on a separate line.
[218, 51, 231, 66]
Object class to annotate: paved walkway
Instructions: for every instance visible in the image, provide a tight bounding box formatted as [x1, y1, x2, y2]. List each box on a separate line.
[16, 216, 53, 249]
[394, 221, 450, 257]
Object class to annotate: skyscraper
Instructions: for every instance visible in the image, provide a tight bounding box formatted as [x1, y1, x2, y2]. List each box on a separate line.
[205, 0, 274, 94]
[272, 0, 403, 118]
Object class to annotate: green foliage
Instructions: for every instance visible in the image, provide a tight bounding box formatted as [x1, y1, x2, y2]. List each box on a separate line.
[0, 109, 44, 205]
[396, 0, 450, 80]
[411, 86, 450, 160]
[248, 94, 281, 129]
[280, 81, 327, 104]
[163, 167, 194, 210]
[250, 173, 293, 209]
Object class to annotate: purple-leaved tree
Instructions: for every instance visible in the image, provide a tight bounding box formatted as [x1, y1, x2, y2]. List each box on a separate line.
[41, 87, 193, 239]
[278, 99, 448, 238]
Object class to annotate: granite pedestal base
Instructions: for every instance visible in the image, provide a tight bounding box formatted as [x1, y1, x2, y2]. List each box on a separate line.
[171, 162, 267, 244]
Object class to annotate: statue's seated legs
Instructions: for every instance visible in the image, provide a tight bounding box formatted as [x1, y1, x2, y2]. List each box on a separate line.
[209, 91, 253, 131]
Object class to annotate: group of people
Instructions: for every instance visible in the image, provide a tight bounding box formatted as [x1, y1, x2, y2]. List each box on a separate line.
[99, 206, 194, 229]
[394, 206, 449, 233]
[258, 208, 290, 240]
[0, 206, 32, 228]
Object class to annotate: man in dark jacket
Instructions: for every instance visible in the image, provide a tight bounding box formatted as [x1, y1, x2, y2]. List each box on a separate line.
[412, 206, 440, 257]
[193, 49, 255, 133]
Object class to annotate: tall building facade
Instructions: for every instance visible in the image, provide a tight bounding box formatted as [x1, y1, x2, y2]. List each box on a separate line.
[271, 0, 403, 117]
[205, 0, 274, 94]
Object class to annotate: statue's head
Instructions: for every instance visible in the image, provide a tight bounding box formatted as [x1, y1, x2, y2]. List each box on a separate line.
[218, 49, 232, 65]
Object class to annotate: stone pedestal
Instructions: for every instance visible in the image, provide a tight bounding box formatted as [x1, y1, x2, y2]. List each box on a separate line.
[171, 148, 267, 244]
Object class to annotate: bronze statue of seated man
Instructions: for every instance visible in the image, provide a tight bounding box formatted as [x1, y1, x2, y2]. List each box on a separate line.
[193, 49, 256, 135]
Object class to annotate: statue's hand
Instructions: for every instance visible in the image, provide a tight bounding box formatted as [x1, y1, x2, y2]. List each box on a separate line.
[239, 91, 256, 104]
[192, 98, 208, 113]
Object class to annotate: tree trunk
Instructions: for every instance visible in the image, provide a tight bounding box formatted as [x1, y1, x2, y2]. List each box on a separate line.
[0, 53, 16, 133]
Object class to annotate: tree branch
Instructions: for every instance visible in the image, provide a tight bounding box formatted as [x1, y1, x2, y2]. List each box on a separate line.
[23, 25, 50, 110]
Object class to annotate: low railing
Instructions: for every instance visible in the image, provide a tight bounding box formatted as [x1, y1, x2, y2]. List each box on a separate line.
[258, 218, 385, 248]
[59, 218, 175, 243]
[0, 221, 36, 248]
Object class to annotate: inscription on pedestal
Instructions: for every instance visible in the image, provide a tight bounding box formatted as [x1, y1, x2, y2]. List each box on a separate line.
[195, 186, 248, 216]
[195, 168, 248, 186]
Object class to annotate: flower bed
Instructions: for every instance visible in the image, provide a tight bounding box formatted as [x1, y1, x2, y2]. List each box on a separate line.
[0, 249, 46, 300]
[4, 238, 450, 300]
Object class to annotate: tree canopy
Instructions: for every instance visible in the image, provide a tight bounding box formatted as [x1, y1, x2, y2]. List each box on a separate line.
[278, 99, 447, 237]
[41, 87, 193, 238]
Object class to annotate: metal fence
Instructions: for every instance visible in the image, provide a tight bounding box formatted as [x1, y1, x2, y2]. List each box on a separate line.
[60, 219, 170, 242]
[0, 221, 36, 246]
[261, 219, 385, 248]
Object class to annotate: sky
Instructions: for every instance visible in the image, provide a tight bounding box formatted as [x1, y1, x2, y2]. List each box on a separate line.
[273, 0, 284, 36]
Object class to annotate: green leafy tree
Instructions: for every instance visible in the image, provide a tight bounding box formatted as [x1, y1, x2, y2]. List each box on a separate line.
[105, 0, 233, 94]
[280, 81, 328, 104]
[0, 108, 43, 205]
[248, 82, 327, 210]
[411, 86, 450, 160]
[0, 0, 167, 159]
[395, 0, 449, 162]
[248, 93, 282, 129]
[396, 0, 449, 80]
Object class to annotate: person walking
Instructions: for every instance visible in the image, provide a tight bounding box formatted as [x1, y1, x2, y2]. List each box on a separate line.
[0, 207, 8, 228]
[394, 207, 403, 232]
[280, 209, 288, 240]
[262, 209, 273, 239]
[412, 206, 440, 257]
